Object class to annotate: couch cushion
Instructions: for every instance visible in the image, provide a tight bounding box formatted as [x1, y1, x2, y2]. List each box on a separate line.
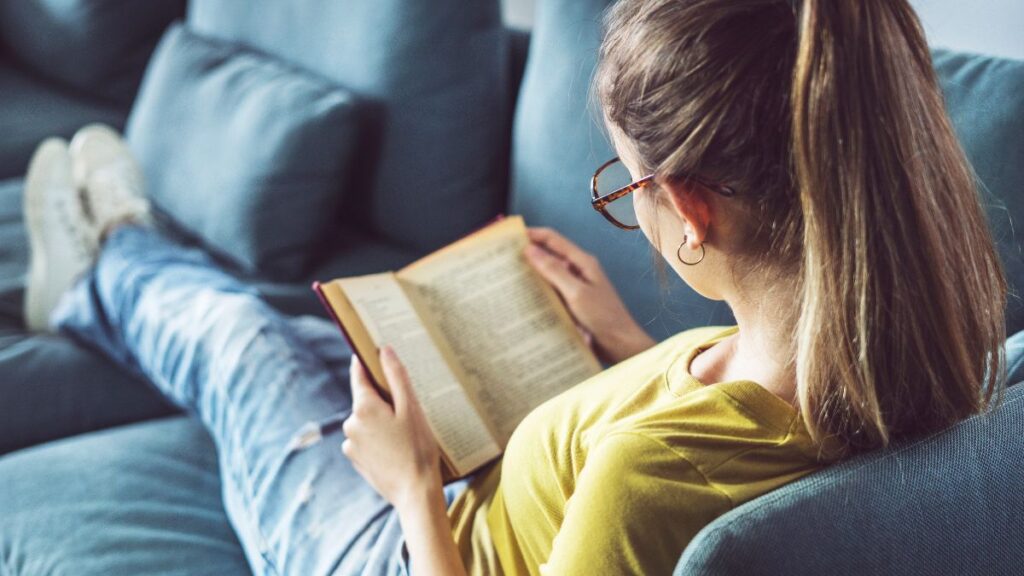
[933, 50, 1024, 334]
[0, 0, 184, 105]
[0, 416, 250, 576]
[186, 0, 509, 255]
[0, 329, 180, 455]
[256, 228, 421, 318]
[0, 62, 128, 180]
[0, 177, 29, 311]
[126, 23, 362, 279]
[676, 383, 1024, 575]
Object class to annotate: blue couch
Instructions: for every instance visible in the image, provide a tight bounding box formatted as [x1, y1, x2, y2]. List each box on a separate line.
[1, 0, 1023, 574]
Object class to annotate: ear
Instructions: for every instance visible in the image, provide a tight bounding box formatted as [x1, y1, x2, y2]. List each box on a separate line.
[661, 178, 712, 250]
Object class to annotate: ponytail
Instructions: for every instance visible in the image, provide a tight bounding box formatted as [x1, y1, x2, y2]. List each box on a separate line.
[791, 0, 1006, 454]
[597, 0, 1007, 458]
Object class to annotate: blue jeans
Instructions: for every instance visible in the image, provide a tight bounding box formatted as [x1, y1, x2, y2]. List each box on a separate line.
[53, 226, 470, 576]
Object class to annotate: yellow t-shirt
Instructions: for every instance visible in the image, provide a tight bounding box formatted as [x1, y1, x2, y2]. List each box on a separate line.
[447, 326, 827, 575]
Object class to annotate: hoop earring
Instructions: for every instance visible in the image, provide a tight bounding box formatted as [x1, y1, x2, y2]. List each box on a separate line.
[677, 235, 705, 266]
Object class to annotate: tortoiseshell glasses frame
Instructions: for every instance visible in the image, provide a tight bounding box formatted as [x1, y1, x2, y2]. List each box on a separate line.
[590, 157, 737, 230]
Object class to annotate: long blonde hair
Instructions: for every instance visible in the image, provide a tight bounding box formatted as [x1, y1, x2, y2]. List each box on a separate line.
[596, 0, 1007, 457]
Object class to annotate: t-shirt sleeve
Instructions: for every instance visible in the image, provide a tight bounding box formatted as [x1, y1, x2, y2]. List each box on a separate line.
[542, 432, 732, 576]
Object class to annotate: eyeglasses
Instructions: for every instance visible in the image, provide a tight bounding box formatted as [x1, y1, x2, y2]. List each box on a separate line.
[590, 157, 737, 230]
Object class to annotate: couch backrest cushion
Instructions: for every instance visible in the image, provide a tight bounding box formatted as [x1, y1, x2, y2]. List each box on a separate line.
[0, 0, 184, 105]
[126, 23, 361, 279]
[675, 383, 1024, 575]
[512, 1, 1024, 341]
[509, 0, 733, 342]
[933, 50, 1024, 334]
[184, 0, 509, 255]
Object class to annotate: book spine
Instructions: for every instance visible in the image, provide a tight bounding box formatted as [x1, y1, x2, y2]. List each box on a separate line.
[310, 281, 389, 402]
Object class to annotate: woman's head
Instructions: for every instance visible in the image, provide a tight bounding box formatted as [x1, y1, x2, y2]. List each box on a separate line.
[596, 0, 1007, 456]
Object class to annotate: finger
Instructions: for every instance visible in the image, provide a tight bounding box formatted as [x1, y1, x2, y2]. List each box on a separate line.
[577, 324, 595, 348]
[380, 346, 416, 416]
[349, 354, 376, 406]
[526, 228, 598, 276]
[525, 243, 589, 302]
[341, 440, 365, 475]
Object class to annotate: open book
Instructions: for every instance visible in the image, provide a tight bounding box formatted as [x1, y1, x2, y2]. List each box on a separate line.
[313, 216, 602, 479]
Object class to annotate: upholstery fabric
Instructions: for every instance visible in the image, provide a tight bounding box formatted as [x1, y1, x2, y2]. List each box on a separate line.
[933, 50, 1024, 334]
[126, 23, 361, 279]
[0, 178, 29, 308]
[0, 62, 127, 180]
[0, 178, 177, 455]
[0, 0, 184, 105]
[0, 417, 251, 576]
[509, 0, 733, 341]
[1006, 329, 1024, 385]
[186, 0, 509, 254]
[675, 384, 1024, 575]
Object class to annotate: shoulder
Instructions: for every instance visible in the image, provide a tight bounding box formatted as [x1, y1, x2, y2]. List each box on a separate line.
[584, 432, 722, 495]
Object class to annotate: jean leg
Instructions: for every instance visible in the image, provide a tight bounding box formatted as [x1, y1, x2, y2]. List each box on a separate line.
[53, 226, 407, 576]
[285, 315, 354, 381]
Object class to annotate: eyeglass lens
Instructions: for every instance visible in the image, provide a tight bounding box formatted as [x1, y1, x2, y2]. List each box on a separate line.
[596, 160, 640, 227]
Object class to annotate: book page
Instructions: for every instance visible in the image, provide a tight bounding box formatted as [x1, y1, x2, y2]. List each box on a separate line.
[398, 217, 602, 445]
[336, 274, 501, 475]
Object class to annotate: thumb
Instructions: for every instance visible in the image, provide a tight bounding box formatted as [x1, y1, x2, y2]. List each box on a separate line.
[380, 346, 417, 416]
[525, 244, 586, 298]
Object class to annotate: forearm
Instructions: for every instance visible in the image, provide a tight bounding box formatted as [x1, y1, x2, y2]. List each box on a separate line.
[396, 479, 468, 576]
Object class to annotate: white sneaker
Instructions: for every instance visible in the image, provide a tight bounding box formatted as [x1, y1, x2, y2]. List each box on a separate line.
[69, 123, 152, 235]
[23, 138, 101, 332]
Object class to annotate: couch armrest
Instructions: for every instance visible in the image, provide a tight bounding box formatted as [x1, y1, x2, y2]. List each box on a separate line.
[676, 384, 1024, 575]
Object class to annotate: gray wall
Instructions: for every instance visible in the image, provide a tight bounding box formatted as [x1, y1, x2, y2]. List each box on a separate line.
[501, 0, 1024, 60]
[914, 0, 1024, 59]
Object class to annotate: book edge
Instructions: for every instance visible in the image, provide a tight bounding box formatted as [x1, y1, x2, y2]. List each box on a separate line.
[311, 280, 391, 403]
[312, 281, 469, 481]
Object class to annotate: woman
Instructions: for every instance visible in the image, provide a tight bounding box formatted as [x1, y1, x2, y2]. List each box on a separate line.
[21, 0, 1006, 574]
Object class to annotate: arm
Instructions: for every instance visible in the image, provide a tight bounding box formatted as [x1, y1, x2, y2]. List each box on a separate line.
[342, 347, 467, 576]
[395, 479, 467, 576]
[524, 227, 656, 364]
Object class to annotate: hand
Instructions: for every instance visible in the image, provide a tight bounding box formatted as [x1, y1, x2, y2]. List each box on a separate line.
[342, 347, 443, 511]
[524, 227, 655, 364]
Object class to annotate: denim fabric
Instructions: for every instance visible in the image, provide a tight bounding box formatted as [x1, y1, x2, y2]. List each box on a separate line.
[50, 225, 469, 575]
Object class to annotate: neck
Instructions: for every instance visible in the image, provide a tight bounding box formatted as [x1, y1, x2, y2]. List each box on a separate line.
[693, 274, 800, 405]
